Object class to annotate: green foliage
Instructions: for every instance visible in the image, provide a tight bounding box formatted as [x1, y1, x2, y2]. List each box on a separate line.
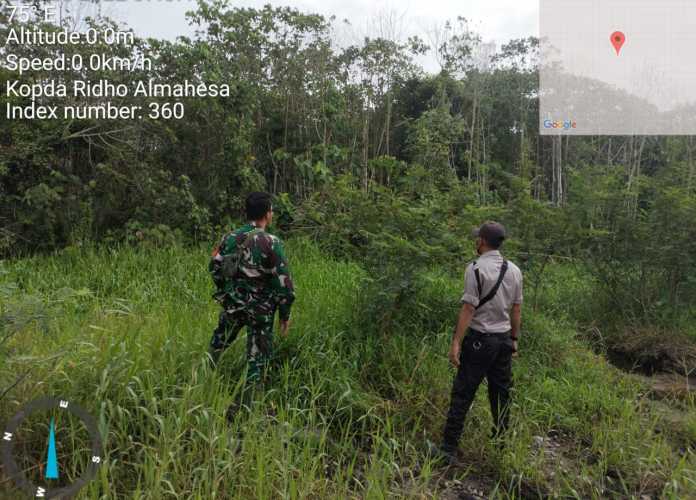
[1, 242, 694, 498]
[3, 1, 695, 325]
[2, 4, 696, 496]
[405, 97, 465, 180]
[291, 173, 502, 270]
[565, 164, 696, 331]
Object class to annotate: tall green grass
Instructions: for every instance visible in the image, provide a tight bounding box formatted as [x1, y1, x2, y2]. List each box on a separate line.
[1, 240, 694, 498]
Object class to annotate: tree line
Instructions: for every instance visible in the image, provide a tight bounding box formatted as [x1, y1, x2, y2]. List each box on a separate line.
[1, 2, 695, 330]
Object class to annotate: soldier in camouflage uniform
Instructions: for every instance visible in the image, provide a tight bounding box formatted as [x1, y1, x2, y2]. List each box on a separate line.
[208, 192, 295, 386]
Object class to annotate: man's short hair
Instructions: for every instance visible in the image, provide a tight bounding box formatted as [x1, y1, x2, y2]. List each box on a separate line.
[246, 192, 272, 221]
[473, 221, 506, 249]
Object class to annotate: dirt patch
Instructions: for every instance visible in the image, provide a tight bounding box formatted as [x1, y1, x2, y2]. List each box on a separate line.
[529, 430, 579, 492]
[431, 437, 561, 499]
[608, 346, 694, 376]
[585, 326, 696, 376]
[636, 373, 696, 400]
[438, 476, 492, 500]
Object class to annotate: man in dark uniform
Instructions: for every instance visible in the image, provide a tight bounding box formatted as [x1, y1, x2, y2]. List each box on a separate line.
[208, 192, 295, 389]
[435, 221, 523, 462]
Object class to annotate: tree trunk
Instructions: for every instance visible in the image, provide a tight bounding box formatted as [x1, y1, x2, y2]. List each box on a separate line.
[688, 136, 694, 191]
[551, 136, 563, 205]
[362, 113, 370, 192]
[468, 90, 478, 182]
[282, 92, 290, 193]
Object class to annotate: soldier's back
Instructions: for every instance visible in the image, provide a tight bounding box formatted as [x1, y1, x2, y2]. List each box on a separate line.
[213, 223, 292, 317]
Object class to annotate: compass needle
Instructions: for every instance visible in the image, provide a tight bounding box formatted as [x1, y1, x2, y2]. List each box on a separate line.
[2, 397, 103, 498]
[45, 417, 58, 480]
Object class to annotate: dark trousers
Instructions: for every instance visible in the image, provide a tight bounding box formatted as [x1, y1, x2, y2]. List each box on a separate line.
[442, 329, 514, 451]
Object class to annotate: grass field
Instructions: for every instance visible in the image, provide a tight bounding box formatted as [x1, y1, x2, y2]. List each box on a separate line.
[1, 240, 695, 498]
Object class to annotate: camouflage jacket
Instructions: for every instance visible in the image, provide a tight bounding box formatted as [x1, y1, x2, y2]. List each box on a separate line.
[210, 223, 295, 320]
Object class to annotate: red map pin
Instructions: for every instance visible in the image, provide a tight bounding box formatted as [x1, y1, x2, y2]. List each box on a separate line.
[611, 31, 626, 55]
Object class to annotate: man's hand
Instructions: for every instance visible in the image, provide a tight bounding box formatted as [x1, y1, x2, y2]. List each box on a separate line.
[510, 304, 521, 359]
[448, 341, 461, 368]
[279, 319, 291, 337]
[449, 304, 474, 369]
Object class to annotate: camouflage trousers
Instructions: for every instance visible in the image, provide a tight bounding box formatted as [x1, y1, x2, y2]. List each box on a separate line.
[209, 307, 275, 384]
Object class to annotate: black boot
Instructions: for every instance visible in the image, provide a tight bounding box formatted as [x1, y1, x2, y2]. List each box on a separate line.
[426, 440, 458, 466]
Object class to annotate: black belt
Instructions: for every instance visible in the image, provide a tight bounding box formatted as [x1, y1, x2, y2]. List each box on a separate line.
[469, 328, 511, 336]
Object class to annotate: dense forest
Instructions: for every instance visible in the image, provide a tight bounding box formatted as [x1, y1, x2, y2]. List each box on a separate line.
[1, 2, 696, 497]
[2, 2, 695, 337]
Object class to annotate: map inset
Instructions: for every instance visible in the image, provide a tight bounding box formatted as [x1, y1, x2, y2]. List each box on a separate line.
[540, 0, 696, 135]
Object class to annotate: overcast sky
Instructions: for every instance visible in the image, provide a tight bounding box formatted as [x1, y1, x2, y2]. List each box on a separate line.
[97, 0, 538, 71]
